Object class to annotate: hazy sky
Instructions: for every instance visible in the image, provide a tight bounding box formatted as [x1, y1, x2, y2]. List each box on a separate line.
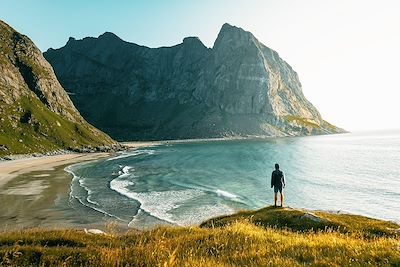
[1, 0, 399, 131]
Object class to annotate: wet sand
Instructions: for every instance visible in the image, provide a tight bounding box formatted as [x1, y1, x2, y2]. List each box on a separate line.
[0, 153, 110, 189]
[0, 153, 113, 231]
[0, 142, 157, 231]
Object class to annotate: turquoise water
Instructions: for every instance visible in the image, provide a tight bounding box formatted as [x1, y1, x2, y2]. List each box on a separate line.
[67, 130, 400, 228]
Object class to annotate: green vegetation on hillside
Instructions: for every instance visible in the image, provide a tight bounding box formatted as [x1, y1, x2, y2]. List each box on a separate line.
[0, 19, 117, 156]
[0, 207, 398, 266]
[0, 96, 113, 156]
[281, 115, 345, 135]
[283, 115, 321, 129]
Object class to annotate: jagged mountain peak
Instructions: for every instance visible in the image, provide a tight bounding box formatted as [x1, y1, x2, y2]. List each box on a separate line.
[98, 31, 122, 41]
[183, 36, 202, 44]
[62, 32, 124, 50]
[182, 36, 207, 50]
[65, 36, 77, 47]
[44, 23, 344, 141]
[213, 23, 256, 50]
[219, 23, 247, 34]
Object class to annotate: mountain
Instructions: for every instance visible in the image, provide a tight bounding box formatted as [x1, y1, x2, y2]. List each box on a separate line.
[44, 23, 344, 141]
[0, 20, 119, 156]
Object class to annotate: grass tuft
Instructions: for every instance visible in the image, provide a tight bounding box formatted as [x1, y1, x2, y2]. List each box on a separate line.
[0, 207, 399, 266]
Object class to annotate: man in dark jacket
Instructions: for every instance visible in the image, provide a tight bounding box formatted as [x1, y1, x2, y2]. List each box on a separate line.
[271, 163, 285, 207]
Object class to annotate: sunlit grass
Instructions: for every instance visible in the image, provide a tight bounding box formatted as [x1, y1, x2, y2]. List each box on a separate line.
[0, 207, 399, 266]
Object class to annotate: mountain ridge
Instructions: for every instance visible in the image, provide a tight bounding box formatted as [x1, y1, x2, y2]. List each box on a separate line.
[44, 23, 344, 141]
[0, 20, 120, 155]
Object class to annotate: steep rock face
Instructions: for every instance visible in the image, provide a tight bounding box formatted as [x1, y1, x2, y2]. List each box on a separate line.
[0, 20, 118, 155]
[44, 23, 343, 141]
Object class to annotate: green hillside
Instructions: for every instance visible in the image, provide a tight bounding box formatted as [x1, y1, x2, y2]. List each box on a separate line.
[0, 96, 116, 156]
[0, 20, 117, 156]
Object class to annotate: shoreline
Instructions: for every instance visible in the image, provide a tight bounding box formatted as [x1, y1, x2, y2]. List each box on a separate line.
[0, 132, 342, 166]
[0, 153, 110, 189]
[0, 141, 159, 189]
[0, 142, 159, 231]
[1, 136, 399, 231]
[0, 138, 248, 231]
[120, 136, 258, 149]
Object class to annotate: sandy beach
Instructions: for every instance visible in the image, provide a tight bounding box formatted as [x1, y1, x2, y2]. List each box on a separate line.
[0, 153, 110, 189]
[0, 153, 112, 230]
[0, 139, 240, 230]
[0, 142, 157, 230]
[0, 141, 159, 189]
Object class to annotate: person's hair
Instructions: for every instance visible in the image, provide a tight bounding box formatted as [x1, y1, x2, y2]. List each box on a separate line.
[275, 163, 279, 170]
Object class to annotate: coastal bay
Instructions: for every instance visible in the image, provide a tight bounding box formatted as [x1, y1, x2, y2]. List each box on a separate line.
[2, 131, 400, 231]
[0, 143, 156, 231]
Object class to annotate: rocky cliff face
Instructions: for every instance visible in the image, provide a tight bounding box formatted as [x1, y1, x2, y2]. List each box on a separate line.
[44, 23, 344, 141]
[0, 20, 118, 155]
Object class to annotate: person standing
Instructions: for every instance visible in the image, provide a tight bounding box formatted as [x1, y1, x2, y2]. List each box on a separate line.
[271, 163, 285, 207]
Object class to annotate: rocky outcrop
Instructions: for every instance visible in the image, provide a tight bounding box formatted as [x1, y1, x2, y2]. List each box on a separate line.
[44, 23, 344, 141]
[0, 20, 119, 155]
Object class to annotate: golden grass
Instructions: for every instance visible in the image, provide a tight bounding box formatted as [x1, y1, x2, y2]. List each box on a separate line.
[0, 207, 399, 266]
[202, 206, 400, 238]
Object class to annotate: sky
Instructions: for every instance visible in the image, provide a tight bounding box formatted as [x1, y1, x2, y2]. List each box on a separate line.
[1, 0, 399, 131]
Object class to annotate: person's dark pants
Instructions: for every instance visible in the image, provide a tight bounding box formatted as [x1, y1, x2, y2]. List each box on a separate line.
[274, 185, 282, 194]
[273, 185, 284, 207]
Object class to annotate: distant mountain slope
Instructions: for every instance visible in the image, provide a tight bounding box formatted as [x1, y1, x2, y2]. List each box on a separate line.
[44, 23, 344, 141]
[0, 20, 118, 156]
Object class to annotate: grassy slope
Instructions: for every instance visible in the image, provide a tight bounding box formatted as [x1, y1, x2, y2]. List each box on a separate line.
[0, 96, 113, 156]
[201, 206, 400, 238]
[282, 115, 345, 134]
[0, 20, 116, 156]
[0, 207, 398, 266]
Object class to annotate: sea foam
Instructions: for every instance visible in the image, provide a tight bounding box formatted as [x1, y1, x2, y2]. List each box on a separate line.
[107, 149, 155, 161]
[65, 166, 127, 222]
[110, 176, 205, 225]
[216, 189, 239, 200]
[65, 165, 99, 205]
[117, 166, 134, 177]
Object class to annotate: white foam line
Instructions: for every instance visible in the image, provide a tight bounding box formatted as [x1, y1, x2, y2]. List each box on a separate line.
[168, 180, 247, 205]
[71, 194, 127, 222]
[66, 166, 99, 205]
[106, 150, 155, 161]
[122, 166, 133, 173]
[216, 189, 239, 200]
[106, 153, 132, 161]
[78, 179, 99, 205]
[110, 177, 204, 226]
[65, 167, 128, 223]
[166, 181, 249, 205]
[128, 209, 144, 227]
[117, 165, 135, 179]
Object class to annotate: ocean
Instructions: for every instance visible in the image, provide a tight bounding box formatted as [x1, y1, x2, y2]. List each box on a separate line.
[66, 130, 400, 228]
